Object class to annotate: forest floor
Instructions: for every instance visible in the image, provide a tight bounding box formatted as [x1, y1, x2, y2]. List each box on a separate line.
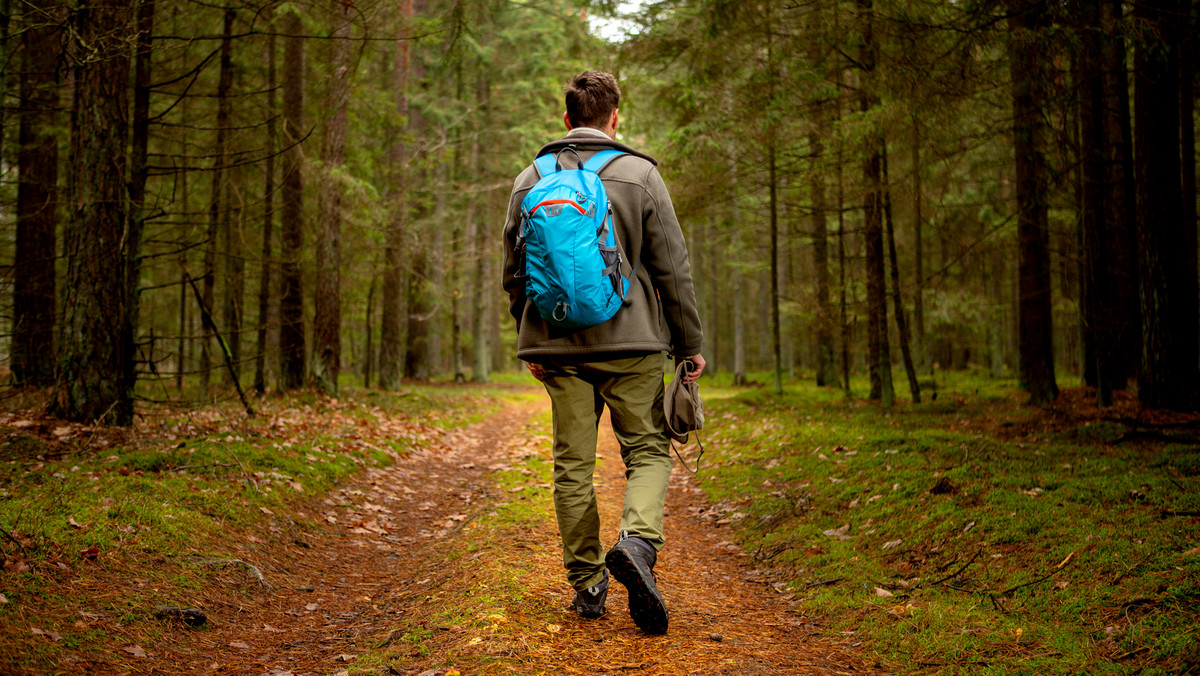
[0, 383, 878, 675]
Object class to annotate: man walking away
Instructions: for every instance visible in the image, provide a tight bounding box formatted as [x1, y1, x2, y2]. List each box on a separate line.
[501, 70, 705, 635]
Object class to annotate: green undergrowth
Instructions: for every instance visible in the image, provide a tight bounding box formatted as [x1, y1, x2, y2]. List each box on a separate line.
[0, 382, 525, 672]
[696, 371, 1200, 675]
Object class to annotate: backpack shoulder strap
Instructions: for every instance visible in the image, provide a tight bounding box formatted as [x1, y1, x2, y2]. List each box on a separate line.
[582, 149, 625, 174]
[533, 153, 557, 179]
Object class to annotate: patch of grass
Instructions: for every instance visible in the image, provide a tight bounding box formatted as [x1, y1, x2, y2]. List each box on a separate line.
[694, 371, 1200, 675]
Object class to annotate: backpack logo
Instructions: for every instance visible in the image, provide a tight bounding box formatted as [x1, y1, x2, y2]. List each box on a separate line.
[516, 148, 633, 329]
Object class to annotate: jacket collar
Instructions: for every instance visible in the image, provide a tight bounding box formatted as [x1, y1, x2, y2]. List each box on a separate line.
[536, 128, 658, 166]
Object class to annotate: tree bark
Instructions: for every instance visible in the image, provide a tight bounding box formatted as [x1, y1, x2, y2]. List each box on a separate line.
[468, 65, 490, 383]
[254, 26, 277, 395]
[313, 0, 353, 395]
[811, 129, 838, 388]
[202, 10, 234, 391]
[13, 0, 61, 387]
[911, 119, 926, 374]
[379, 0, 412, 390]
[279, 7, 307, 390]
[883, 148, 920, 403]
[1135, 0, 1196, 410]
[769, 143, 783, 395]
[858, 0, 893, 406]
[1007, 0, 1059, 404]
[125, 0, 153, 403]
[54, 0, 134, 424]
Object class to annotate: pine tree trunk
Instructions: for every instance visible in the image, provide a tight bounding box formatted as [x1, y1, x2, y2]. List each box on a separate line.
[730, 152, 746, 386]
[769, 144, 783, 395]
[468, 67, 490, 383]
[54, 0, 134, 424]
[378, 0, 412, 390]
[1079, 0, 1119, 405]
[313, 0, 353, 396]
[13, 0, 60, 387]
[1008, 0, 1060, 404]
[279, 8, 307, 390]
[1102, 0, 1139, 388]
[911, 119, 927, 374]
[859, 0, 892, 406]
[836, 114, 851, 396]
[0, 0, 10, 166]
[1135, 0, 1196, 410]
[883, 148, 920, 403]
[202, 10, 234, 391]
[125, 0, 153, 403]
[222, 167, 244, 384]
[811, 130, 837, 388]
[1179, 0, 1197, 377]
[177, 95, 190, 390]
[254, 26, 277, 395]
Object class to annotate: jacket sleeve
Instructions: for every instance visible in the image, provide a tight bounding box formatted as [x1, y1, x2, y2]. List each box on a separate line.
[640, 166, 703, 356]
[501, 170, 532, 328]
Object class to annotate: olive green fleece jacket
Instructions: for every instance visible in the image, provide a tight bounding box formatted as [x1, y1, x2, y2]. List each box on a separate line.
[501, 128, 703, 360]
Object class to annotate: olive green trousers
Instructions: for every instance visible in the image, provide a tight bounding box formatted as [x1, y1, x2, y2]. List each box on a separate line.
[539, 354, 673, 591]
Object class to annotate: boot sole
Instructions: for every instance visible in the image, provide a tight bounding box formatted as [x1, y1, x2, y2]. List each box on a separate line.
[606, 546, 668, 634]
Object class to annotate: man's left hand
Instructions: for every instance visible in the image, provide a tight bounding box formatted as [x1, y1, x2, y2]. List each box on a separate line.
[678, 354, 706, 384]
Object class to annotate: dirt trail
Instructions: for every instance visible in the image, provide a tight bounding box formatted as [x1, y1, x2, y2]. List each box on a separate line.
[151, 395, 877, 675]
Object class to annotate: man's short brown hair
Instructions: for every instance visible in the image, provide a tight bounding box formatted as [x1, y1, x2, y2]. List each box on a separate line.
[564, 71, 621, 129]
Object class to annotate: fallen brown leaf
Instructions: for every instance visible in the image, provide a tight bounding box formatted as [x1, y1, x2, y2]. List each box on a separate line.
[122, 644, 148, 657]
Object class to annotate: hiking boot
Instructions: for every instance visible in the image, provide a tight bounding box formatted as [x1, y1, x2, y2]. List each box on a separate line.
[570, 570, 609, 619]
[605, 532, 668, 634]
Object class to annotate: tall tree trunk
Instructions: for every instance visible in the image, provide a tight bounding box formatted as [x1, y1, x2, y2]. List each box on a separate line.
[279, 8, 307, 390]
[1179, 0, 1197, 376]
[811, 130, 837, 388]
[364, 273, 376, 387]
[202, 10, 234, 391]
[313, 0, 353, 395]
[125, 0, 153, 403]
[254, 26, 277, 395]
[769, 144, 783, 395]
[883, 148, 920, 403]
[1135, 0, 1195, 410]
[1079, 0, 1121, 405]
[1008, 0, 1059, 404]
[468, 66, 490, 383]
[1103, 0, 1139, 389]
[177, 93, 190, 389]
[405, 252, 430, 380]
[911, 119, 927, 374]
[0, 0, 10, 166]
[379, 0, 412, 390]
[13, 0, 61, 386]
[403, 0, 430, 382]
[836, 79, 851, 397]
[729, 144, 747, 386]
[54, 0, 134, 424]
[859, 0, 893, 406]
[223, 171, 244, 383]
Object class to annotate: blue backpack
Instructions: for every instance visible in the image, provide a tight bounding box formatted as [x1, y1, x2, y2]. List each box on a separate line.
[516, 148, 636, 329]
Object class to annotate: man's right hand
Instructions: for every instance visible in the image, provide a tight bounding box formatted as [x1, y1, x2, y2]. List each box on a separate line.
[525, 361, 546, 382]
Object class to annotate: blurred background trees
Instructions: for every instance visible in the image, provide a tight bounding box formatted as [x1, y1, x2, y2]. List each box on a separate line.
[0, 0, 1195, 420]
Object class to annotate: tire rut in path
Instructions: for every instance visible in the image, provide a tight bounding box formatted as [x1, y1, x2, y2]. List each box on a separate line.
[172, 398, 550, 675]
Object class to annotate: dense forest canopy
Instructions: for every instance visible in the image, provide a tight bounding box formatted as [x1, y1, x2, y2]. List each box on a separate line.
[0, 0, 1196, 422]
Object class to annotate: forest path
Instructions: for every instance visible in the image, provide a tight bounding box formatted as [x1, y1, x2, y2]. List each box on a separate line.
[179, 392, 879, 675]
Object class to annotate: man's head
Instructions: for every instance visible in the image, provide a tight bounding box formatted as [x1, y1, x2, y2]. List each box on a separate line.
[564, 71, 620, 138]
